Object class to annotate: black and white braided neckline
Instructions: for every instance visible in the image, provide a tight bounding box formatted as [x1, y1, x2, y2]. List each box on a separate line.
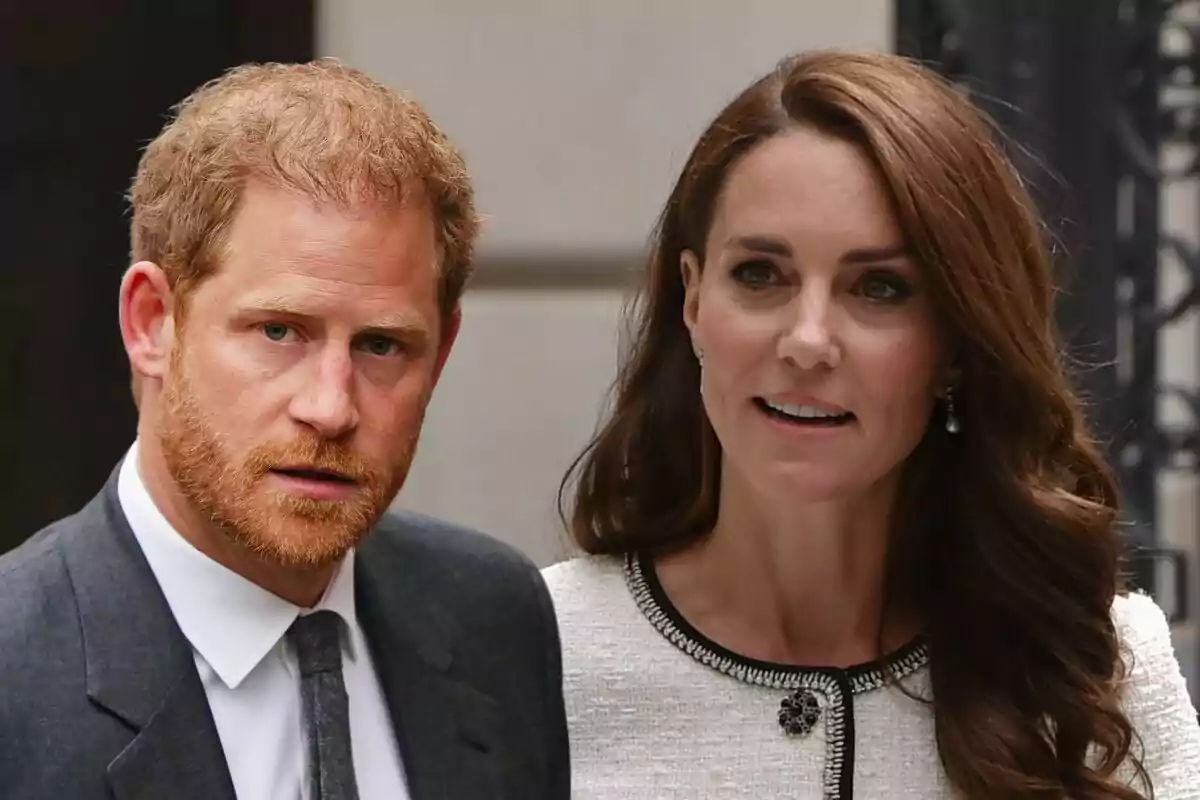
[623, 551, 930, 702]
[624, 552, 929, 799]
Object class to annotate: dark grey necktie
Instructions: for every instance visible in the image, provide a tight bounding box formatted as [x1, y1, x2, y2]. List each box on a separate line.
[287, 611, 360, 800]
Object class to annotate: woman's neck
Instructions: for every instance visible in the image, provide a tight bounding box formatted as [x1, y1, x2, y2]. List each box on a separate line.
[653, 469, 920, 667]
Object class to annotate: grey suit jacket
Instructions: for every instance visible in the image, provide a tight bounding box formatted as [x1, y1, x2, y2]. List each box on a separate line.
[0, 464, 570, 799]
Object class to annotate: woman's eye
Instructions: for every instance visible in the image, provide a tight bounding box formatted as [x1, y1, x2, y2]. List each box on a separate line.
[858, 273, 912, 302]
[730, 259, 781, 288]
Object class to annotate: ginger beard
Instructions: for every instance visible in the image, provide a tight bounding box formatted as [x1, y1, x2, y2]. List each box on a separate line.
[157, 343, 415, 569]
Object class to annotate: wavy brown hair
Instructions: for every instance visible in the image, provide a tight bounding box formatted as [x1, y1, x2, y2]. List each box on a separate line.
[560, 50, 1149, 799]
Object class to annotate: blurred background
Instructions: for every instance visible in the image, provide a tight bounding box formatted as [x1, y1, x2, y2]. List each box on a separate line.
[4, 1, 1199, 699]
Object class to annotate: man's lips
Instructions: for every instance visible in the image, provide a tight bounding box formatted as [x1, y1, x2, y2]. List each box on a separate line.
[269, 466, 358, 484]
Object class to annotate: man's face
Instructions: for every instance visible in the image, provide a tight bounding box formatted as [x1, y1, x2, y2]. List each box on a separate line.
[156, 181, 452, 569]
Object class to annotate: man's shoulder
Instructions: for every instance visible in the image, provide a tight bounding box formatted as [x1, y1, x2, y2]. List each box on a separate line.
[362, 508, 545, 609]
[0, 475, 118, 596]
[0, 513, 89, 687]
[0, 512, 79, 608]
[360, 509, 553, 645]
[367, 507, 539, 572]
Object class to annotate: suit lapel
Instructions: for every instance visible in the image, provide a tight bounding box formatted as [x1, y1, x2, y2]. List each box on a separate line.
[62, 470, 236, 800]
[105, 671, 237, 800]
[356, 539, 505, 800]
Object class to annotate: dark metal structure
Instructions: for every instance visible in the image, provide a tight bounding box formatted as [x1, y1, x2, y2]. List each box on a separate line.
[894, 1, 1198, 633]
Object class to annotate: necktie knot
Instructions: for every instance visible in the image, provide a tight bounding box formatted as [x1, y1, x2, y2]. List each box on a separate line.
[287, 610, 343, 676]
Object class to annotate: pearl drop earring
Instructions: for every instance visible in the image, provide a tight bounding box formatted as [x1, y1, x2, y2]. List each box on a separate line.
[944, 385, 960, 434]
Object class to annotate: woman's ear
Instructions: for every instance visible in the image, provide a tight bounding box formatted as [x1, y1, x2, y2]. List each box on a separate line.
[119, 261, 177, 384]
[937, 363, 963, 398]
[681, 249, 702, 336]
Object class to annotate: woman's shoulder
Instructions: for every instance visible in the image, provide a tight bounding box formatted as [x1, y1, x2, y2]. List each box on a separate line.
[1109, 590, 1200, 792]
[1110, 590, 1187, 703]
[1111, 590, 1174, 647]
[541, 553, 630, 610]
[540, 553, 658, 660]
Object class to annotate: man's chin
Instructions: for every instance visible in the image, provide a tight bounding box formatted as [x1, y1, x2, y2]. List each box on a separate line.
[226, 511, 375, 571]
[237, 530, 361, 571]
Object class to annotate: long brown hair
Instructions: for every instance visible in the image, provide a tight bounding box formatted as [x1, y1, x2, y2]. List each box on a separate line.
[560, 50, 1149, 799]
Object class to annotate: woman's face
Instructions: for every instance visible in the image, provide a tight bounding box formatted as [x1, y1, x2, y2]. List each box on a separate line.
[682, 127, 949, 504]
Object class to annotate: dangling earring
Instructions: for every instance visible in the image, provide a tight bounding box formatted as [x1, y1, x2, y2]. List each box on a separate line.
[694, 344, 704, 369]
[944, 385, 960, 434]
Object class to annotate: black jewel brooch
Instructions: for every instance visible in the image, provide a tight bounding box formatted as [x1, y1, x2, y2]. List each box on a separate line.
[777, 687, 822, 735]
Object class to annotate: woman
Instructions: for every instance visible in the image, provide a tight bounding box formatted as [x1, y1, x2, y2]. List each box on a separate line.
[543, 49, 1200, 798]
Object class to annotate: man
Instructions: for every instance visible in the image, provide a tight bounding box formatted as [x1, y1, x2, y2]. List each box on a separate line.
[0, 61, 569, 799]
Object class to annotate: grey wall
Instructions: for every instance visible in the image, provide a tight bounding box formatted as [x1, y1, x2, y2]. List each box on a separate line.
[319, 0, 893, 262]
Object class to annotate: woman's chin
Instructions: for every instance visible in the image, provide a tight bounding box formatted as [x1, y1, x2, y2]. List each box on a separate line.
[746, 462, 894, 507]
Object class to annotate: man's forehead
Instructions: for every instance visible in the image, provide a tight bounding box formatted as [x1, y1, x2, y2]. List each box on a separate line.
[234, 177, 433, 226]
[185, 256, 436, 329]
[221, 192, 436, 275]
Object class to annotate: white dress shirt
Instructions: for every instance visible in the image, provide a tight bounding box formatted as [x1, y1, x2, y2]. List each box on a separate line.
[118, 440, 410, 800]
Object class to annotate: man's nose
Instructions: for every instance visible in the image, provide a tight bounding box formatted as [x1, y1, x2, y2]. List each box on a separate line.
[288, 347, 359, 438]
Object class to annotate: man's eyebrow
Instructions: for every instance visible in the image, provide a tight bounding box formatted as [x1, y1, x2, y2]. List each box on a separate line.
[236, 300, 430, 336]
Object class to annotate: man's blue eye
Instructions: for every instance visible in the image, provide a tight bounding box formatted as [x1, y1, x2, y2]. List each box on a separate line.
[263, 323, 291, 341]
[361, 336, 396, 356]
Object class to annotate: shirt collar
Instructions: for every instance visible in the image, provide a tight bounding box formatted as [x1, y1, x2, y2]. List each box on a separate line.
[117, 440, 360, 689]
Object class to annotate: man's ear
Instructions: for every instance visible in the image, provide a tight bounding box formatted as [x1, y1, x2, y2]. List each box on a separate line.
[681, 249, 703, 337]
[119, 261, 177, 384]
[432, 304, 462, 385]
